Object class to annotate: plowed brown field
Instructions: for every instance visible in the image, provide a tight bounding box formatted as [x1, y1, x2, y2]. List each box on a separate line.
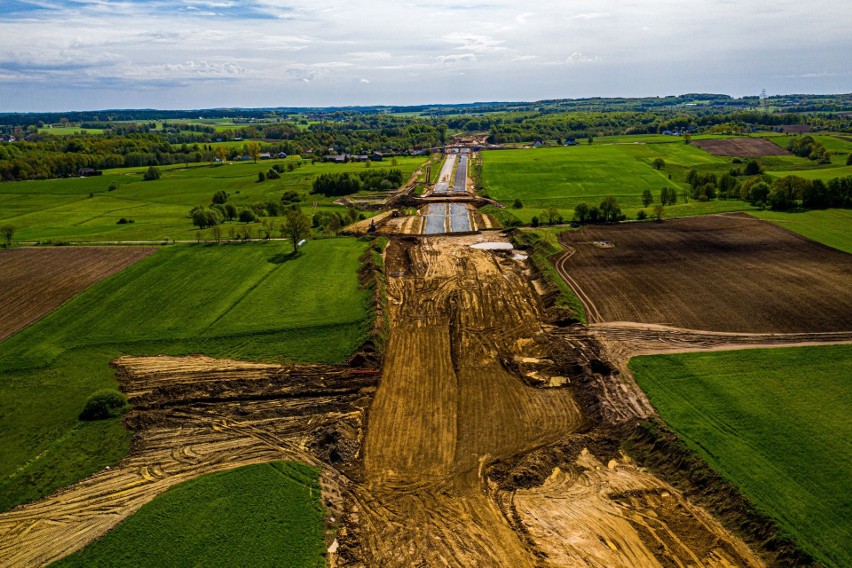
[691, 138, 790, 156]
[0, 247, 155, 341]
[557, 214, 852, 332]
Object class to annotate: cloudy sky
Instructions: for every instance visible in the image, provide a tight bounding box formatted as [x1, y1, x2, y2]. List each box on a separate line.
[0, 0, 850, 111]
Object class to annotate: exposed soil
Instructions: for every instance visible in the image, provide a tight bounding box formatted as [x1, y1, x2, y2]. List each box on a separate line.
[3, 227, 848, 567]
[0, 246, 155, 341]
[691, 138, 790, 156]
[0, 355, 377, 566]
[557, 214, 852, 333]
[334, 235, 768, 567]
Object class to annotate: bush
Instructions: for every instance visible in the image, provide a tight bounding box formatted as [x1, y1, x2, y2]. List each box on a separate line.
[143, 166, 161, 181]
[636, 210, 647, 220]
[79, 389, 128, 421]
[108, 182, 119, 191]
[512, 198, 523, 209]
[116, 218, 134, 224]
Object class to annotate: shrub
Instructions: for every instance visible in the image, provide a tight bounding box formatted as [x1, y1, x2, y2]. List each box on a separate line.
[512, 198, 523, 209]
[143, 166, 161, 181]
[636, 210, 647, 220]
[79, 389, 128, 420]
[116, 218, 134, 224]
[108, 182, 119, 191]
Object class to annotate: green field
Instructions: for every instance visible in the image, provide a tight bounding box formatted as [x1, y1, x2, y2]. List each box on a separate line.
[0, 238, 370, 512]
[748, 209, 852, 253]
[630, 345, 852, 567]
[481, 137, 851, 223]
[54, 461, 326, 567]
[0, 156, 424, 242]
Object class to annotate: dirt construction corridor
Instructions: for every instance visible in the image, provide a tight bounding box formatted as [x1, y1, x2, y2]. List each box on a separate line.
[2, 233, 851, 566]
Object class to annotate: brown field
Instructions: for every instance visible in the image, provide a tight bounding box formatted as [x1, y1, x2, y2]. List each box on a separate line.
[557, 214, 852, 332]
[691, 137, 790, 156]
[0, 247, 156, 341]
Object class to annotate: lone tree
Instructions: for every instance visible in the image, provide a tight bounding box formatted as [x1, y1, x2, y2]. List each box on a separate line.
[641, 189, 653, 207]
[143, 166, 161, 181]
[652, 157, 665, 170]
[281, 209, 311, 253]
[246, 141, 261, 163]
[1, 225, 14, 248]
[653, 203, 665, 222]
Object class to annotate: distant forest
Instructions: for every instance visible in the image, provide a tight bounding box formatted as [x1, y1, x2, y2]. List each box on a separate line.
[1, 93, 851, 181]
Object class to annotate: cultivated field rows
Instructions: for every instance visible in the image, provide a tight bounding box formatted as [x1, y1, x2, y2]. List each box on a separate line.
[0, 247, 155, 341]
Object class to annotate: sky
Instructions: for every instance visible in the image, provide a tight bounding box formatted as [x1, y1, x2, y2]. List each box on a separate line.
[0, 0, 850, 112]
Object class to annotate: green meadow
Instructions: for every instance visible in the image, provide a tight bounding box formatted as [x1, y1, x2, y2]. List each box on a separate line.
[630, 345, 852, 567]
[749, 208, 852, 253]
[54, 461, 326, 568]
[0, 156, 424, 242]
[0, 238, 370, 513]
[481, 136, 851, 223]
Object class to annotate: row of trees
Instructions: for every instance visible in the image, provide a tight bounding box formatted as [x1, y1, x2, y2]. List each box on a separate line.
[311, 169, 404, 196]
[197, 210, 311, 253]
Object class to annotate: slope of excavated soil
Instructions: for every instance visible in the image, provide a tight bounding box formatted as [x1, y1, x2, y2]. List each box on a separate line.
[0, 246, 156, 340]
[0, 356, 376, 566]
[557, 214, 852, 332]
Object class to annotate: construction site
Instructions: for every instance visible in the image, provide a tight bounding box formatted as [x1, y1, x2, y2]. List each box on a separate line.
[1, 149, 850, 567]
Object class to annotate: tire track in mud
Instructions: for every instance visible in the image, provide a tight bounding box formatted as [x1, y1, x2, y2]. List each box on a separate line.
[348, 236, 767, 567]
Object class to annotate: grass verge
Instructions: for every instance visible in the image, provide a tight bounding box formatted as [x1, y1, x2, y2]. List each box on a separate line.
[511, 228, 586, 324]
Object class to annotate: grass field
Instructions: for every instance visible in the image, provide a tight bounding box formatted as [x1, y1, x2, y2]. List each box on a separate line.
[0, 156, 424, 242]
[54, 461, 326, 567]
[0, 238, 369, 512]
[748, 209, 852, 253]
[481, 137, 851, 223]
[630, 345, 852, 567]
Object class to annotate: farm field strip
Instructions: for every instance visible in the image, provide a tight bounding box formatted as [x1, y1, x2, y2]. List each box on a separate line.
[0, 247, 156, 341]
[0, 157, 426, 242]
[748, 208, 852, 253]
[54, 461, 326, 568]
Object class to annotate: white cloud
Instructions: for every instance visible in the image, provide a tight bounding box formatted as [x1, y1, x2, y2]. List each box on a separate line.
[442, 33, 505, 53]
[0, 0, 850, 109]
[436, 53, 477, 65]
[566, 52, 600, 64]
